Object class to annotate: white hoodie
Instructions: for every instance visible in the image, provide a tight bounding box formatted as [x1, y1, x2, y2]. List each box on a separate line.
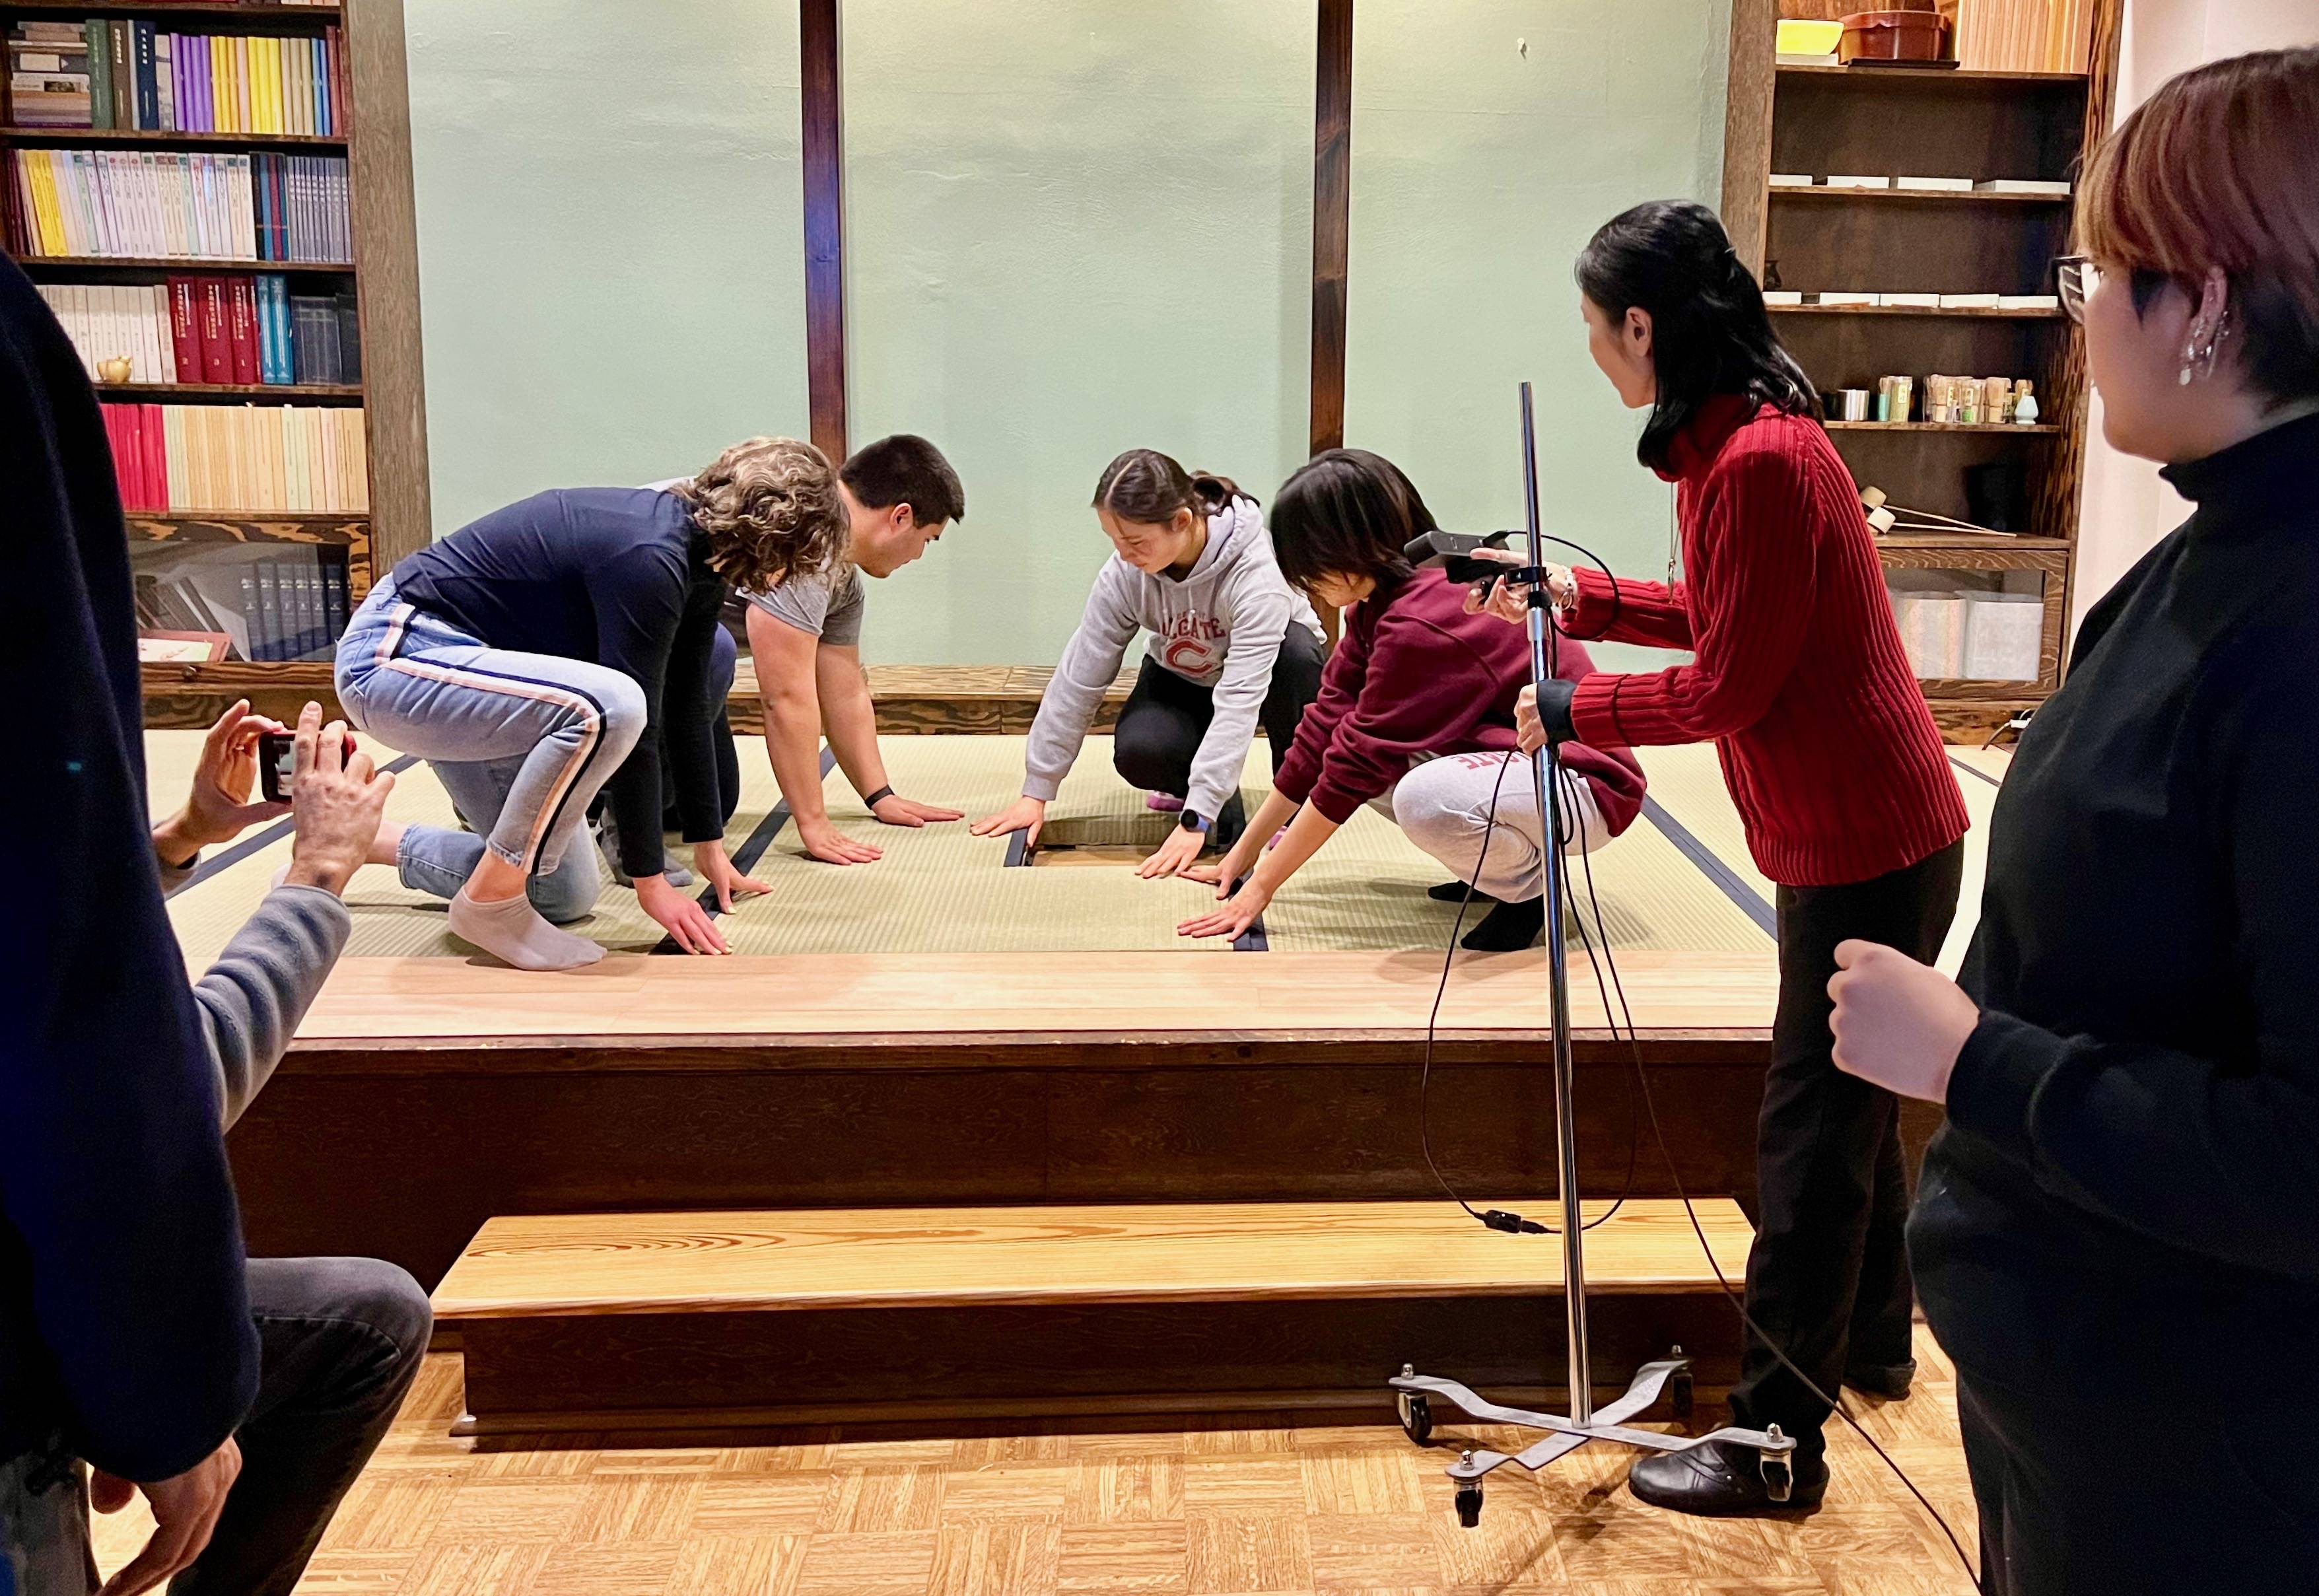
[1022, 495, 1323, 820]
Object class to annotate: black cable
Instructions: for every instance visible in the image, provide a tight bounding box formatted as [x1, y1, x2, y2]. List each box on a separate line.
[1439, 522, 1975, 1582]
[1565, 744, 1979, 1584]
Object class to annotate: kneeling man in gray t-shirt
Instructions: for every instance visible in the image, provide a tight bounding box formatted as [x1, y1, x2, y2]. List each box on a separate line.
[742, 434, 969, 864]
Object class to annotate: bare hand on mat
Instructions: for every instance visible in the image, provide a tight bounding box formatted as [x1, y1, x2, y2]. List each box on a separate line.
[155, 698, 289, 864]
[871, 793, 964, 828]
[1828, 938, 1980, 1102]
[283, 702, 395, 896]
[1138, 824, 1207, 880]
[637, 872, 729, 954]
[969, 796, 1047, 849]
[1179, 878, 1272, 940]
[694, 839, 772, 911]
[796, 820, 883, 866]
[91, 1437, 241, 1596]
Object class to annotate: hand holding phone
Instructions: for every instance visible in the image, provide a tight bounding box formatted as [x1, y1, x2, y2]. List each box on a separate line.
[260, 726, 358, 803]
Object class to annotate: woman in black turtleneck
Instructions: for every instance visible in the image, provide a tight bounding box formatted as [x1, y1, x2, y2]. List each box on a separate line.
[1824, 48, 2319, 1594]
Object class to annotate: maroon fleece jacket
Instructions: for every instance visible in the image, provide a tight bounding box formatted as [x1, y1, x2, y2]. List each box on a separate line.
[1272, 567, 1646, 830]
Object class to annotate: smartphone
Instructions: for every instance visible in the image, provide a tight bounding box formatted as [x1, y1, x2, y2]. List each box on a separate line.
[1403, 528, 1521, 586]
[259, 728, 358, 803]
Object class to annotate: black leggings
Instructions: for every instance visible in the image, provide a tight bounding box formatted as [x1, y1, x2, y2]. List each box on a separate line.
[1111, 627, 1325, 798]
[1727, 839, 1965, 1461]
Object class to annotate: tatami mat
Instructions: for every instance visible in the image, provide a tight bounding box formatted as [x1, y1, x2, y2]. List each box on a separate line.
[151, 724, 2003, 969]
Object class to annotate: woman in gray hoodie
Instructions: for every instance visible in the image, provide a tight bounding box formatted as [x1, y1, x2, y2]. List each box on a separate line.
[971, 450, 1324, 878]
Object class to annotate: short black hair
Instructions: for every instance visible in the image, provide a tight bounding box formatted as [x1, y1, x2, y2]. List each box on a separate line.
[1270, 448, 1436, 595]
[840, 434, 966, 526]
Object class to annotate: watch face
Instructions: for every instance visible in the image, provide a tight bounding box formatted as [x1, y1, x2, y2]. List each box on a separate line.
[1179, 810, 1208, 832]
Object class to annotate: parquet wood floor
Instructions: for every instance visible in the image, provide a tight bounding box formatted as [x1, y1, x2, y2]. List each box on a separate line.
[91, 1329, 1978, 1595]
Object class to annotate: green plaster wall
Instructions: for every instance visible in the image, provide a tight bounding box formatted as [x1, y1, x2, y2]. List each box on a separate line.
[402, 1, 1729, 666]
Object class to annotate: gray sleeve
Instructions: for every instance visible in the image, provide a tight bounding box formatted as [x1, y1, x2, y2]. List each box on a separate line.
[819, 567, 866, 648]
[1022, 561, 1144, 803]
[745, 567, 836, 639]
[1183, 573, 1294, 820]
[191, 884, 351, 1130]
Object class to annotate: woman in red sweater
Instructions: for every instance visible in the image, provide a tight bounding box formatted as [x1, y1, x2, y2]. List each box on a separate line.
[1483, 200, 1969, 1515]
[1179, 449, 1645, 949]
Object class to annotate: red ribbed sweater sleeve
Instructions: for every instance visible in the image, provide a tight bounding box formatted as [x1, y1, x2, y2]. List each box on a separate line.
[1566, 403, 1968, 887]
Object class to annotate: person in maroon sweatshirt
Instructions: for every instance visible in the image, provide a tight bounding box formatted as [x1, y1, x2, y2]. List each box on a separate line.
[1478, 200, 1969, 1515]
[1179, 448, 1645, 950]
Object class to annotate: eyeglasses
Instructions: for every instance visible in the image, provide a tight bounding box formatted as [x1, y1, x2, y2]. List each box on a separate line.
[2055, 256, 2100, 324]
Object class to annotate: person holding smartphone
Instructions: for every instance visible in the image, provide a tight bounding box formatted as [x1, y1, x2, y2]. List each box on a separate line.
[1474, 200, 1968, 1514]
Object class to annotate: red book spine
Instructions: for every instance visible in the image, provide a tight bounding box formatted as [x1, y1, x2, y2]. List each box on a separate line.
[225, 275, 260, 386]
[100, 405, 126, 506]
[197, 277, 232, 383]
[145, 403, 169, 511]
[166, 276, 204, 386]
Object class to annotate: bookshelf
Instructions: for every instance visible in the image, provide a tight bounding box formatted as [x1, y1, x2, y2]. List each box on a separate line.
[1720, 0, 2124, 739]
[3, 0, 425, 725]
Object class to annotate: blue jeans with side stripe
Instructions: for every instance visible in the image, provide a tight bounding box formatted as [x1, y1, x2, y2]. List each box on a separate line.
[333, 574, 647, 924]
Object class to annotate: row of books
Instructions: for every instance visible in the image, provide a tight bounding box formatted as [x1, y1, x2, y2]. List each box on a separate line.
[1952, 0, 2093, 74]
[138, 549, 349, 664]
[8, 148, 351, 263]
[38, 277, 361, 388]
[7, 19, 348, 136]
[102, 401, 370, 515]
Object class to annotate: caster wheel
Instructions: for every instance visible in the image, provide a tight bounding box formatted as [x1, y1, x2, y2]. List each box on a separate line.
[1760, 1453, 1793, 1504]
[1454, 1482, 1484, 1528]
[1669, 1368, 1694, 1420]
[1397, 1391, 1433, 1447]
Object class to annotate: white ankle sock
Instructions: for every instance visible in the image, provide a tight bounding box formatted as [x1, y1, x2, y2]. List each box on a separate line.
[448, 887, 605, 971]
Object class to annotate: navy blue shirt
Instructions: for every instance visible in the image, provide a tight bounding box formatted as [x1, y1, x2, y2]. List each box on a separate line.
[2, 254, 259, 1480]
[391, 489, 727, 877]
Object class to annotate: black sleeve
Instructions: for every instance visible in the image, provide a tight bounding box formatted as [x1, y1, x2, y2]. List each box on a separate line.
[0, 260, 259, 1480]
[661, 577, 728, 845]
[587, 544, 689, 880]
[1943, 640, 2319, 1282]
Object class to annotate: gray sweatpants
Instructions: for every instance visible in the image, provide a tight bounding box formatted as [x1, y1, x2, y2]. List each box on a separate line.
[1377, 750, 1609, 903]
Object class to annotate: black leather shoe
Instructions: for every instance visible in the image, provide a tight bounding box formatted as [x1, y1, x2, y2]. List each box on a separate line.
[1628, 1440, 1828, 1515]
[1843, 1360, 1916, 1400]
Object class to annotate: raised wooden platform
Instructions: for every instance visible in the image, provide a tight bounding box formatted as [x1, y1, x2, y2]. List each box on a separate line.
[433, 1198, 1754, 1436]
[229, 950, 1780, 1291]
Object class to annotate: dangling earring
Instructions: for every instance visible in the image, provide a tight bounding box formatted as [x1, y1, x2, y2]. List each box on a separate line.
[2180, 306, 2230, 386]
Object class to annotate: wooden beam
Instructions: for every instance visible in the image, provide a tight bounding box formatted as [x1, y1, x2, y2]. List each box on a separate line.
[801, 0, 848, 464]
[344, 0, 432, 572]
[1308, 0, 1353, 457]
[1717, 0, 1778, 278]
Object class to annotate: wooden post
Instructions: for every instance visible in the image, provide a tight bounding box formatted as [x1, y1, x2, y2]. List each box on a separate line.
[802, 0, 848, 465]
[1717, 0, 1778, 278]
[345, 0, 431, 574]
[1309, 0, 1352, 458]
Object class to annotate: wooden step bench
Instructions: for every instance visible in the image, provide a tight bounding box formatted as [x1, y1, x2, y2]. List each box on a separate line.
[433, 1197, 1754, 1438]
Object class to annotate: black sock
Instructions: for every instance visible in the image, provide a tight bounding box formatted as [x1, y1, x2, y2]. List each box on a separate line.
[1461, 895, 1544, 952]
[1428, 880, 1499, 903]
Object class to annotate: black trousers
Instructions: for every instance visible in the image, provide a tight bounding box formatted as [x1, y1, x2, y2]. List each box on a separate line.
[1, 1257, 430, 1596]
[1957, 1363, 2319, 1594]
[1111, 627, 1325, 800]
[1726, 839, 1964, 1461]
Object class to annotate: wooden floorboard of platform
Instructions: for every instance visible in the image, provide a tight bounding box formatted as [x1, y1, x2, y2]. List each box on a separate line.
[292, 948, 1780, 1055]
[433, 1199, 1754, 1320]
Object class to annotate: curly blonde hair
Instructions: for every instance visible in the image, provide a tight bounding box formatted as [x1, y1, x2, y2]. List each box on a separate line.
[671, 436, 845, 592]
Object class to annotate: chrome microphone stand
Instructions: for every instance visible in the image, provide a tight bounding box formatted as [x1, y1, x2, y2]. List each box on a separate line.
[1386, 382, 1794, 1526]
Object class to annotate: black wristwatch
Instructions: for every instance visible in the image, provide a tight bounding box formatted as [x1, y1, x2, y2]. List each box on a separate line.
[1178, 809, 1210, 833]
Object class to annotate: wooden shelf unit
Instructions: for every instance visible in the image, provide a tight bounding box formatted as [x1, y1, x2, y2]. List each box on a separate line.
[3, 0, 427, 713]
[1723, 0, 2123, 738]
